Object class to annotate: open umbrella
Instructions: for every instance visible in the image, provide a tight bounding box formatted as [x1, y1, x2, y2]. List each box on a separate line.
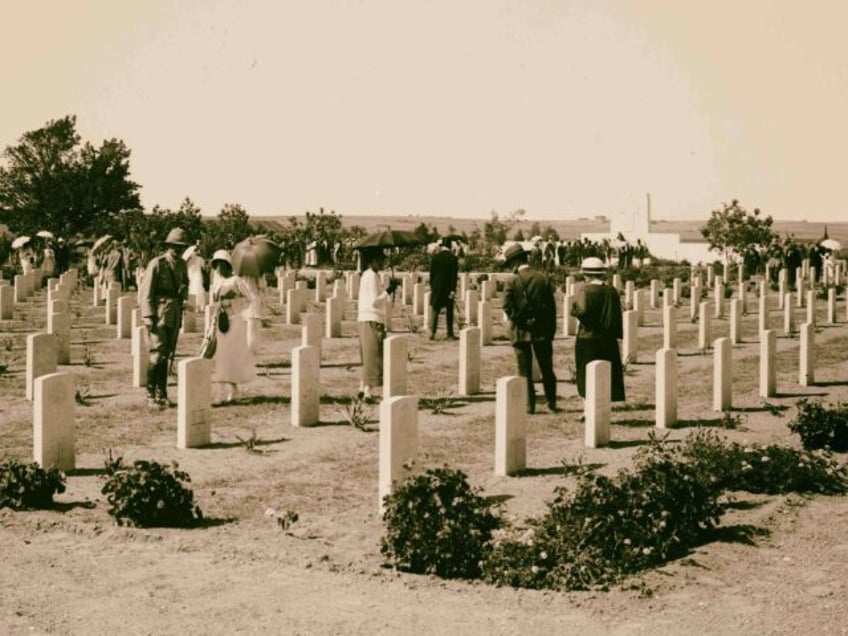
[36, 230, 54, 239]
[821, 238, 842, 251]
[355, 229, 423, 250]
[91, 234, 113, 252]
[11, 236, 30, 249]
[231, 236, 282, 277]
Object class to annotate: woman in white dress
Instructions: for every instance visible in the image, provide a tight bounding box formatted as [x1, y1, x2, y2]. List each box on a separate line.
[209, 250, 261, 403]
[183, 246, 207, 309]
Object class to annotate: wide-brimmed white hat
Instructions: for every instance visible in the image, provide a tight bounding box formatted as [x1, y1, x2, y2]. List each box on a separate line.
[581, 256, 606, 275]
[211, 249, 232, 266]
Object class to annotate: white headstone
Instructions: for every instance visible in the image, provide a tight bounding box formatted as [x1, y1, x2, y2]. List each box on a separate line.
[301, 313, 323, 360]
[292, 345, 320, 427]
[713, 337, 731, 411]
[117, 296, 134, 339]
[799, 322, 814, 386]
[729, 298, 742, 344]
[378, 395, 418, 513]
[14, 274, 26, 303]
[633, 289, 645, 326]
[464, 289, 479, 326]
[0, 285, 13, 319]
[656, 347, 677, 429]
[714, 282, 724, 319]
[760, 329, 776, 398]
[585, 360, 611, 448]
[662, 305, 676, 350]
[827, 287, 836, 324]
[562, 293, 577, 336]
[806, 290, 816, 326]
[478, 300, 492, 346]
[105, 286, 119, 325]
[622, 310, 638, 363]
[286, 289, 301, 325]
[26, 333, 57, 402]
[412, 283, 425, 316]
[177, 357, 213, 448]
[33, 372, 75, 471]
[326, 295, 343, 338]
[495, 376, 527, 475]
[698, 301, 711, 350]
[459, 326, 481, 396]
[48, 312, 71, 365]
[649, 279, 660, 309]
[132, 325, 148, 388]
[383, 335, 408, 399]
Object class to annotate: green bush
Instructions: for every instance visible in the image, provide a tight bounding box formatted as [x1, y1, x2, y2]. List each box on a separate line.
[681, 428, 847, 495]
[381, 467, 500, 579]
[101, 460, 203, 527]
[483, 436, 723, 590]
[788, 399, 848, 452]
[0, 460, 66, 510]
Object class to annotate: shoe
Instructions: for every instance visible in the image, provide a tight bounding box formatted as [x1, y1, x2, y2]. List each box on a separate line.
[157, 397, 176, 409]
[147, 397, 161, 409]
[548, 404, 562, 414]
[446, 335, 458, 341]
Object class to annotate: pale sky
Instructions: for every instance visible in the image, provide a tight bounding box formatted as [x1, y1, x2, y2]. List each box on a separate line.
[2, 0, 847, 222]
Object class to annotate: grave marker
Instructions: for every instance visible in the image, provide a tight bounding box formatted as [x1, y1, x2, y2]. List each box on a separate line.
[459, 327, 481, 396]
[383, 335, 408, 398]
[378, 396, 418, 513]
[177, 357, 213, 448]
[26, 333, 57, 402]
[33, 372, 75, 471]
[495, 376, 527, 475]
[656, 347, 677, 429]
[584, 360, 611, 448]
[292, 345, 320, 426]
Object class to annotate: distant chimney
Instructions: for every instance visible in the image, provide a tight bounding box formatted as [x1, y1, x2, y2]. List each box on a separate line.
[646, 193, 651, 224]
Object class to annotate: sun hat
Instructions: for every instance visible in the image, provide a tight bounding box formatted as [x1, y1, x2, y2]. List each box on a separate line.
[164, 227, 189, 246]
[502, 243, 527, 264]
[211, 249, 232, 266]
[581, 256, 606, 275]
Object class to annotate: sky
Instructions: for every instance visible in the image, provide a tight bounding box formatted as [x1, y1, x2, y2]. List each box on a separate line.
[2, 0, 847, 223]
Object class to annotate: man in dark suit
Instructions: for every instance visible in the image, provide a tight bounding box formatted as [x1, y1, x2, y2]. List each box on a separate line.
[502, 243, 559, 414]
[429, 237, 459, 340]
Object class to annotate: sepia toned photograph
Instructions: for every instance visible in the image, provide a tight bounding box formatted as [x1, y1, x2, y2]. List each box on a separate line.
[1, 2, 847, 634]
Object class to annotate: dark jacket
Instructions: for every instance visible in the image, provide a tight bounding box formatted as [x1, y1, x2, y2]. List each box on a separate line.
[429, 248, 459, 307]
[571, 282, 625, 401]
[503, 265, 557, 343]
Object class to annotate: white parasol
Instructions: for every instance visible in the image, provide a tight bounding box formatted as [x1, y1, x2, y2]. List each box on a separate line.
[91, 234, 113, 252]
[182, 244, 198, 260]
[820, 238, 842, 251]
[11, 236, 31, 249]
[36, 230, 54, 239]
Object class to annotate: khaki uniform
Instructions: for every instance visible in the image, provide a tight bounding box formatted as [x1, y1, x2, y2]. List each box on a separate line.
[139, 253, 189, 401]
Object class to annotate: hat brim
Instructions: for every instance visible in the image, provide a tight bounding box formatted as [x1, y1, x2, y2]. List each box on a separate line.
[582, 268, 606, 275]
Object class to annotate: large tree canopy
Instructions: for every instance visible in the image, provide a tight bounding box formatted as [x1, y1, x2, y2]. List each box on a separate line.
[700, 199, 776, 262]
[0, 115, 141, 238]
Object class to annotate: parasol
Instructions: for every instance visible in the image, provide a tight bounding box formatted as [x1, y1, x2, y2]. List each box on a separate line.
[355, 229, 424, 250]
[11, 236, 31, 249]
[36, 230, 54, 239]
[91, 234, 113, 252]
[231, 236, 282, 277]
[820, 238, 842, 251]
[182, 245, 198, 261]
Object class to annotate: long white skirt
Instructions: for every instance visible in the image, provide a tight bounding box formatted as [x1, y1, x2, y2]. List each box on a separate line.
[212, 309, 256, 385]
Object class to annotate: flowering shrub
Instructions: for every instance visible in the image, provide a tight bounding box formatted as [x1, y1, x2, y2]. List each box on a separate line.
[101, 460, 203, 527]
[787, 399, 848, 452]
[482, 436, 723, 590]
[380, 468, 500, 579]
[681, 429, 848, 495]
[0, 460, 66, 510]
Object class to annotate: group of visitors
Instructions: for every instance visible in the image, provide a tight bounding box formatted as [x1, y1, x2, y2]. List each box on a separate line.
[354, 236, 625, 413]
[139, 227, 263, 408]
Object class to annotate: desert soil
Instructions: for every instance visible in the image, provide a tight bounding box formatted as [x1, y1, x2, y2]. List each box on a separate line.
[1, 277, 848, 636]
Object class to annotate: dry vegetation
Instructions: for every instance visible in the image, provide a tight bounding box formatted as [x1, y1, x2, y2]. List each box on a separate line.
[1, 272, 848, 634]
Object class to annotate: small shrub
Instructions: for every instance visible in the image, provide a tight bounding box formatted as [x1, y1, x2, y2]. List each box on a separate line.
[341, 397, 373, 430]
[101, 460, 203, 527]
[381, 467, 500, 579]
[102, 449, 126, 476]
[235, 430, 263, 454]
[680, 429, 848, 495]
[0, 460, 66, 510]
[788, 399, 848, 452]
[483, 434, 723, 590]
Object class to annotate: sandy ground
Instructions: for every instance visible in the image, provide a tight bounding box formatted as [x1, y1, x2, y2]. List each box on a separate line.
[1, 277, 848, 635]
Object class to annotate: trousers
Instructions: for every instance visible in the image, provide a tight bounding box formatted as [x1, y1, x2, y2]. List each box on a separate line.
[513, 339, 557, 413]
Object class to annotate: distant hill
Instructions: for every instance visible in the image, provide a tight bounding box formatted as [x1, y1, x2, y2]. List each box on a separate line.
[253, 214, 847, 245]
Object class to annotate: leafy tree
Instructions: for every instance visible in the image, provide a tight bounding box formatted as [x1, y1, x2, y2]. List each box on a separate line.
[483, 209, 525, 253]
[528, 221, 542, 238]
[700, 200, 775, 263]
[542, 225, 560, 241]
[513, 228, 525, 241]
[199, 203, 254, 254]
[0, 115, 140, 238]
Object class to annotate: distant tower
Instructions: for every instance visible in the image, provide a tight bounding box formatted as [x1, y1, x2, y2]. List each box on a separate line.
[632, 193, 651, 237]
